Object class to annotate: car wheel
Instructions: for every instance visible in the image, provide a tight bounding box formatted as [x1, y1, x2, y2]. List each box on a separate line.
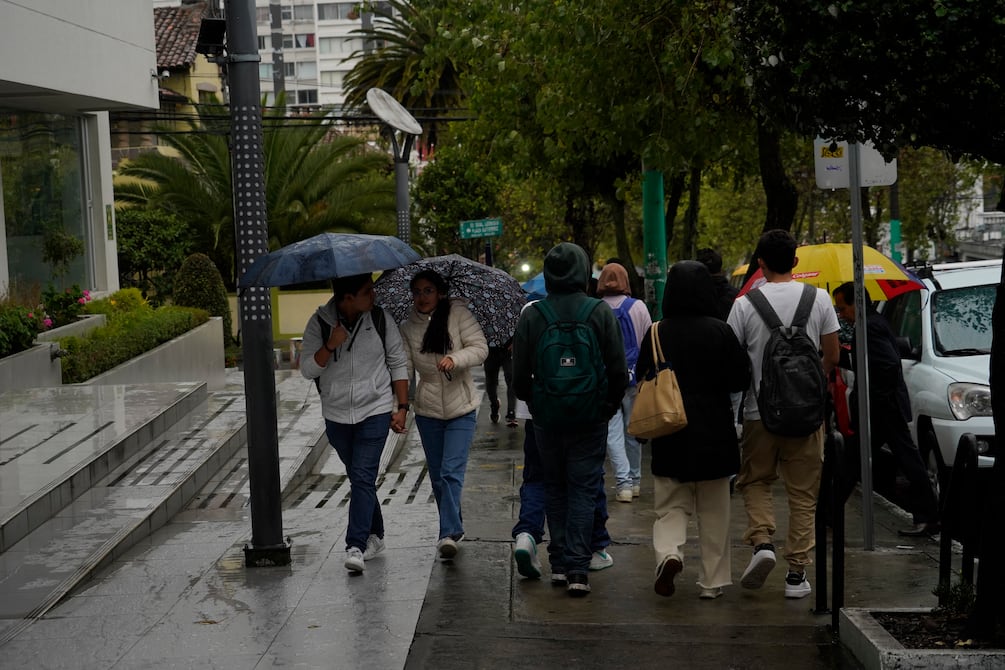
[919, 426, 948, 506]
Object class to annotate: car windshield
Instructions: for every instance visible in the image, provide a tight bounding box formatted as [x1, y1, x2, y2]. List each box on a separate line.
[931, 284, 996, 355]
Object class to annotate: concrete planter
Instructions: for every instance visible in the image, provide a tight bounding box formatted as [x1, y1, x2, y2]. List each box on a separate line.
[0, 343, 62, 393]
[81, 317, 225, 391]
[841, 608, 1005, 669]
[35, 313, 106, 342]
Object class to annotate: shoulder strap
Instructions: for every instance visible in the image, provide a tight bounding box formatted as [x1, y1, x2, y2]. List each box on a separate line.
[746, 287, 783, 330]
[649, 321, 667, 366]
[575, 297, 602, 322]
[791, 284, 817, 329]
[371, 307, 387, 350]
[319, 316, 331, 344]
[533, 299, 558, 325]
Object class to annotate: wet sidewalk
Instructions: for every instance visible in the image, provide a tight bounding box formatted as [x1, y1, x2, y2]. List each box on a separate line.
[0, 369, 947, 668]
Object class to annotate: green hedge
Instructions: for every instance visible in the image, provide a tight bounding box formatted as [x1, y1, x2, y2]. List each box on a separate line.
[60, 305, 209, 384]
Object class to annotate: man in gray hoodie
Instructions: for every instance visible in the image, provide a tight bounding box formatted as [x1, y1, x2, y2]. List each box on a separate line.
[301, 273, 410, 573]
[513, 243, 627, 596]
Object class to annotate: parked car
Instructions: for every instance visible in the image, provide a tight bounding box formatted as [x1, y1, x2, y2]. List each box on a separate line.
[880, 259, 1000, 499]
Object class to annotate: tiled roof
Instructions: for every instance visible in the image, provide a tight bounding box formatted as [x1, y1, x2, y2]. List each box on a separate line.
[155, 1, 207, 70]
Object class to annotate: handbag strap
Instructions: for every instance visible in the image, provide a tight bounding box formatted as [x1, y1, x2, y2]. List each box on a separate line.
[650, 321, 668, 367]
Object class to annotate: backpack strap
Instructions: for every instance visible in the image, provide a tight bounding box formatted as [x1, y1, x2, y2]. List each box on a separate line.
[533, 298, 559, 325]
[313, 309, 388, 392]
[746, 287, 783, 330]
[790, 284, 817, 329]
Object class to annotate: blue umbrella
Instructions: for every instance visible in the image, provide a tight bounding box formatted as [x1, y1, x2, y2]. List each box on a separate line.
[237, 233, 420, 288]
[521, 272, 546, 301]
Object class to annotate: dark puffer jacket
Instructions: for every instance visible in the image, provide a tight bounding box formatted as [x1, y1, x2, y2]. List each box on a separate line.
[635, 261, 750, 482]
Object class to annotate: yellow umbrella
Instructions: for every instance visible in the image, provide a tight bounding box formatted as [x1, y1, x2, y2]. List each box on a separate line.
[738, 243, 923, 301]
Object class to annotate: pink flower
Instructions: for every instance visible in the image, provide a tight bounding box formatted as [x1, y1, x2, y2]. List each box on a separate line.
[77, 297, 86, 304]
[43, 318, 52, 329]
[28, 312, 34, 319]
[83, 290, 91, 299]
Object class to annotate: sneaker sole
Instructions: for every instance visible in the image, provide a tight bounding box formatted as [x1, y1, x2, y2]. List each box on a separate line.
[514, 548, 542, 579]
[439, 544, 458, 559]
[551, 574, 567, 586]
[589, 559, 613, 572]
[740, 555, 776, 590]
[654, 557, 682, 597]
[344, 560, 364, 572]
[785, 584, 812, 599]
[567, 583, 591, 597]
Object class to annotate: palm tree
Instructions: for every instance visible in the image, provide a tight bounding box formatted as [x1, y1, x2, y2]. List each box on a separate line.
[115, 96, 396, 287]
[342, 0, 467, 150]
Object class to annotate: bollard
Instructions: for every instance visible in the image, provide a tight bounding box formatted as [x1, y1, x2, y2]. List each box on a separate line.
[290, 337, 303, 370]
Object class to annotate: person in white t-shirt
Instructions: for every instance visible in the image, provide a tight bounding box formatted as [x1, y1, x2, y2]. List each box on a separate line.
[726, 230, 840, 600]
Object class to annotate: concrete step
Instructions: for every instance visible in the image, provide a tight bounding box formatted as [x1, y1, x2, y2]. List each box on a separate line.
[0, 382, 207, 553]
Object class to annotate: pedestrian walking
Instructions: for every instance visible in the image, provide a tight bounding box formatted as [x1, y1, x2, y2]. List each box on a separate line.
[484, 340, 517, 426]
[697, 248, 740, 321]
[831, 282, 940, 536]
[512, 242, 627, 597]
[398, 269, 488, 559]
[726, 230, 840, 599]
[596, 262, 652, 502]
[635, 261, 750, 599]
[300, 274, 410, 573]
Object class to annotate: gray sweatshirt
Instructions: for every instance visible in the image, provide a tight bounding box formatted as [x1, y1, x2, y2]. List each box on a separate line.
[300, 299, 409, 424]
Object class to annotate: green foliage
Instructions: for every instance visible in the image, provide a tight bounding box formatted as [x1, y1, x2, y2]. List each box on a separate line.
[114, 208, 195, 305]
[933, 579, 976, 617]
[41, 228, 85, 282]
[84, 287, 150, 318]
[59, 306, 209, 384]
[42, 284, 92, 327]
[734, 0, 1005, 165]
[172, 253, 232, 348]
[0, 303, 42, 358]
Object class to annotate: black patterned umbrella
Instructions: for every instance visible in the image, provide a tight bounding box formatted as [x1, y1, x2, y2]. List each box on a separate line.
[374, 254, 525, 348]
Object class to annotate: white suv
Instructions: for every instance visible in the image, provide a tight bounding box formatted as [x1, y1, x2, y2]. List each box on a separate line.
[880, 260, 999, 497]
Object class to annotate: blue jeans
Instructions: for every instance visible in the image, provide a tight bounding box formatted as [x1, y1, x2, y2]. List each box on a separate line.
[534, 420, 608, 576]
[607, 386, 642, 490]
[415, 411, 476, 540]
[513, 420, 610, 550]
[325, 413, 389, 552]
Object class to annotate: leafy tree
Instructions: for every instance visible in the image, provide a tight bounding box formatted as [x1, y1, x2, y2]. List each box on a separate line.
[114, 208, 195, 305]
[115, 97, 396, 288]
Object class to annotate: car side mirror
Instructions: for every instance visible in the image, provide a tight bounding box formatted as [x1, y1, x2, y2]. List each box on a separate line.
[896, 336, 920, 360]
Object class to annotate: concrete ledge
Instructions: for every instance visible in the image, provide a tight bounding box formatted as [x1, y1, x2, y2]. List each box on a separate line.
[83, 317, 225, 391]
[841, 608, 1005, 669]
[35, 313, 106, 342]
[0, 343, 61, 392]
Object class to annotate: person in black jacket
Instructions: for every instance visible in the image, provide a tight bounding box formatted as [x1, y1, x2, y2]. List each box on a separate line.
[635, 261, 750, 599]
[832, 282, 940, 536]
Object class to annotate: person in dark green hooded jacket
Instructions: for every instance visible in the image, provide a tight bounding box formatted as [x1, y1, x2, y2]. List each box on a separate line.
[512, 242, 627, 596]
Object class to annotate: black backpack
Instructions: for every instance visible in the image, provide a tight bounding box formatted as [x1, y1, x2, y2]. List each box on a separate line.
[314, 308, 387, 392]
[530, 299, 607, 429]
[746, 284, 826, 437]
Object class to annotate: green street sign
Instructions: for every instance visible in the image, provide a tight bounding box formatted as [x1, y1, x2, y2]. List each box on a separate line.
[459, 218, 503, 239]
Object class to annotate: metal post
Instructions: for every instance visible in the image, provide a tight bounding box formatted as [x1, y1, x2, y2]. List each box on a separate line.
[391, 133, 415, 242]
[849, 142, 875, 551]
[642, 169, 667, 319]
[889, 181, 901, 262]
[226, 0, 290, 567]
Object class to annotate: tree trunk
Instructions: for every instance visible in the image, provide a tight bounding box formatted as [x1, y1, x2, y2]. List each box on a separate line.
[679, 164, 702, 261]
[605, 192, 643, 297]
[756, 118, 798, 234]
[664, 171, 686, 246]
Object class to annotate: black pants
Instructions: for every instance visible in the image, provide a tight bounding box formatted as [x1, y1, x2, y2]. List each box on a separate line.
[484, 346, 515, 416]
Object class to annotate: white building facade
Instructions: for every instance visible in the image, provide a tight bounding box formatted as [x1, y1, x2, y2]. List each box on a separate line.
[0, 1, 159, 297]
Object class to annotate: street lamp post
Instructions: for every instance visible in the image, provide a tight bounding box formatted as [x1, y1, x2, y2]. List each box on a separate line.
[366, 88, 422, 243]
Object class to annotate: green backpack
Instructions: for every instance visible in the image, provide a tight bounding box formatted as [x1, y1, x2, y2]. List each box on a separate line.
[530, 299, 607, 429]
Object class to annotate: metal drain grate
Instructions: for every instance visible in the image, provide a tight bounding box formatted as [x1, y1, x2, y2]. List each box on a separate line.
[286, 466, 435, 510]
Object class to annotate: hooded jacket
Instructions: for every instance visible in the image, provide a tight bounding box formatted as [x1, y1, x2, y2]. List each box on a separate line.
[512, 242, 628, 423]
[635, 261, 750, 481]
[300, 299, 409, 424]
[399, 297, 488, 420]
[597, 263, 653, 385]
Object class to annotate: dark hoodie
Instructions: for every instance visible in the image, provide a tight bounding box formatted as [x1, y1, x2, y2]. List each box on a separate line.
[635, 261, 750, 481]
[512, 242, 628, 424]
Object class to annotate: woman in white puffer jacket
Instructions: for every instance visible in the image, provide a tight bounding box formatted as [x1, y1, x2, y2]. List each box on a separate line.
[398, 269, 488, 559]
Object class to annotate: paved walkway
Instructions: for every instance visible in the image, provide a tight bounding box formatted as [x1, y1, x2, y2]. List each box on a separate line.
[0, 369, 948, 669]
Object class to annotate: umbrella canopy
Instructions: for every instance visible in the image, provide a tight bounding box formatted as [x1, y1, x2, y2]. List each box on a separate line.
[521, 272, 547, 301]
[237, 233, 420, 288]
[374, 254, 526, 348]
[736, 243, 923, 301]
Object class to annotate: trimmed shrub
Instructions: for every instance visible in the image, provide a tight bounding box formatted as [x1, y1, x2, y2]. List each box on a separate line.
[0, 303, 41, 357]
[60, 305, 209, 384]
[85, 287, 150, 318]
[173, 253, 232, 347]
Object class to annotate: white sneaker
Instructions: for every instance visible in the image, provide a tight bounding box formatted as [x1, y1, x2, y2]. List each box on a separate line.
[632, 485, 641, 498]
[513, 532, 542, 579]
[699, 587, 724, 600]
[344, 547, 365, 572]
[589, 550, 614, 571]
[616, 488, 633, 503]
[437, 536, 458, 559]
[740, 543, 776, 589]
[363, 534, 385, 560]
[784, 570, 812, 599]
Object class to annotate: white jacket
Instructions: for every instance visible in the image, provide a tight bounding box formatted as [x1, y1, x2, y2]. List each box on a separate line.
[300, 300, 409, 424]
[399, 298, 488, 420]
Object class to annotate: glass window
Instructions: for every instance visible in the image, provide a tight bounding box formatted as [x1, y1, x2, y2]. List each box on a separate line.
[294, 5, 314, 20]
[258, 63, 271, 80]
[320, 70, 343, 92]
[284, 62, 296, 77]
[318, 37, 337, 54]
[257, 35, 267, 51]
[281, 6, 292, 21]
[318, 3, 358, 20]
[1, 111, 89, 290]
[295, 33, 315, 48]
[885, 291, 922, 351]
[931, 285, 995, 355]
[282, 34, 294, 49]
[255, 7, 269, 22]
[298, 62, 317, 79]
[297, 89, 318, 104]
